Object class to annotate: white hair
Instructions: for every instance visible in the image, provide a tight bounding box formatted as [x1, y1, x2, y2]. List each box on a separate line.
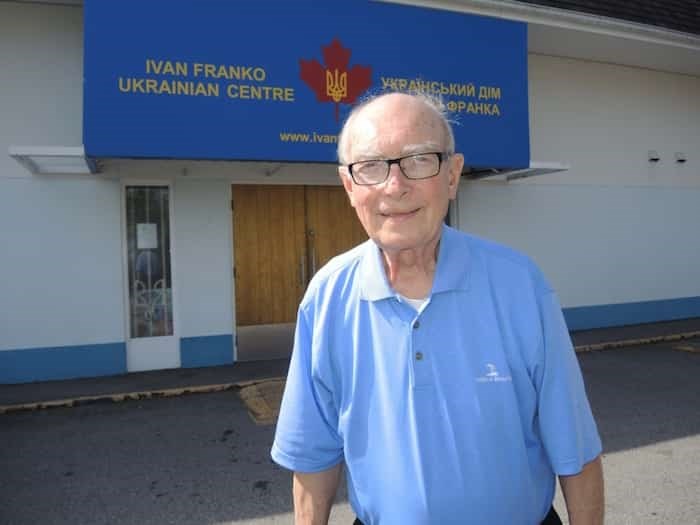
[337, 89, 456, 166]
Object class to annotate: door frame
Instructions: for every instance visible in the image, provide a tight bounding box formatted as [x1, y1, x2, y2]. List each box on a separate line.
[230, 182, 366, 360]
[120, 180, 180, 372]
[227, 182, 238, 362]
[230, 184, 306, 362]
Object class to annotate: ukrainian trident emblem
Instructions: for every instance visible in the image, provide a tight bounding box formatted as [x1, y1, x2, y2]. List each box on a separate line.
[300, 39, 372, 122]
[326, 69, 347, 103]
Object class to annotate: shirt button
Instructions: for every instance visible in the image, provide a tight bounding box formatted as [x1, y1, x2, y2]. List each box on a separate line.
[415, 352, 424, 361]
[413, 320, 420, 329]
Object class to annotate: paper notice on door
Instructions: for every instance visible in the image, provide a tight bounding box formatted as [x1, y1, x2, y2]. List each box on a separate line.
[136, 223, 158, 249]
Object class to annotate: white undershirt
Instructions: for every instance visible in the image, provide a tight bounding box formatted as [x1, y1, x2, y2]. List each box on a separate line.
[400, 295, 428, 312]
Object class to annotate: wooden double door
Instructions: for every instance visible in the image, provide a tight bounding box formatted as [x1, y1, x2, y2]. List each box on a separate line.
[232, 185, 366, 357]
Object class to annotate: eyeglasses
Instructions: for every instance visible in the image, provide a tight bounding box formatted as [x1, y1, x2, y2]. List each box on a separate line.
[346, 152, 449, 186]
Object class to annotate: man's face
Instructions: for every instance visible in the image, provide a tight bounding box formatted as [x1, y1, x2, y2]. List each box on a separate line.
[339, 94, 463, 254]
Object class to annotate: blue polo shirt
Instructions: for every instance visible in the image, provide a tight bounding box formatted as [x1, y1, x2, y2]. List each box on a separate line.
[272, 225, 601, 524]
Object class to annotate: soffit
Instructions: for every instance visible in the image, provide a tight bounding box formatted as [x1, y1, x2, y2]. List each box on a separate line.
[393, 0, 700, 76]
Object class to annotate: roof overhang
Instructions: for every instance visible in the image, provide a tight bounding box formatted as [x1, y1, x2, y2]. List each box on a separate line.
[391, 0, 700, 77]
[8, 146, 98, 175]
[464, 160, 569, 182]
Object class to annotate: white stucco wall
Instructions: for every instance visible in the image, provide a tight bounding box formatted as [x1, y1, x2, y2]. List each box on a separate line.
[0, 176, 124, 350]
[173, 179, 234, 338]
[0, 2, 83, 179]
[458, 54, 700, 308]
[0, 3, 127, 351]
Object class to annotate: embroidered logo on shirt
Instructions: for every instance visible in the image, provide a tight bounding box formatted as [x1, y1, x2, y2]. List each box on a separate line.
[476, 363, 513, 383]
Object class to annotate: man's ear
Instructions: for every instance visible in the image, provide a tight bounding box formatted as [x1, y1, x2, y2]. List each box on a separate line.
[339, 167, 356, 207]
[447, 153, 464, 199]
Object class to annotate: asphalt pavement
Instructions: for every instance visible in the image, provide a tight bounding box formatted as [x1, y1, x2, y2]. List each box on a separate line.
[1, 320, 699, 524]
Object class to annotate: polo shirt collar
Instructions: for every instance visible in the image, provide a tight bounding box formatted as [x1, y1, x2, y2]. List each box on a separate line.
[358, 239, 394, 301]
[432, 224, 471, 294]
[359, 224, 471, 301]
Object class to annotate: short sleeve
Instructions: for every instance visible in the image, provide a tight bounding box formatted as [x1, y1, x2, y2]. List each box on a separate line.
[271, 305, 344, 473]
[536, 291, 602, 475]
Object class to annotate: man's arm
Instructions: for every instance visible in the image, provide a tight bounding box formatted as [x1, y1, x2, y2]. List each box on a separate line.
[293, 463, 343, 525]
[558, 455, 605, 525]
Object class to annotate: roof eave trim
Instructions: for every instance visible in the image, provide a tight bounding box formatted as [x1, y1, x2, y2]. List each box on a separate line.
[390, 0, 700, 51]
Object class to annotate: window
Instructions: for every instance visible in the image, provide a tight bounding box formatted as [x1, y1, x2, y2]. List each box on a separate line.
[125, 186, 173, 338]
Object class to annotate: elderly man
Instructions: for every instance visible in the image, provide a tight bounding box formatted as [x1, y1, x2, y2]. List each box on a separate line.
[271, 92, 604, 524]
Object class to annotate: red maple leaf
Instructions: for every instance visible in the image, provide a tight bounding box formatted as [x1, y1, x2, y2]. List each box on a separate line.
[300, 39, 372, 122]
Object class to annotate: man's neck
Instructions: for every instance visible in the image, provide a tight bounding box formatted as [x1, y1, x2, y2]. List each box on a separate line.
[381, 238, 440, 299]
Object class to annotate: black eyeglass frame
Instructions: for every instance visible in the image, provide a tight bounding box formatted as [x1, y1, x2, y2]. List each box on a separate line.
[346, 151, 450, 186]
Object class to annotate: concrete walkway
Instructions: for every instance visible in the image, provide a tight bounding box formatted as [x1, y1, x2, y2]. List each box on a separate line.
[2, 317, 699, 413]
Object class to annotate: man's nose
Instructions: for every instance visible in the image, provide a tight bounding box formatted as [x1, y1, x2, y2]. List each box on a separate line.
[383, 163, 410, 195]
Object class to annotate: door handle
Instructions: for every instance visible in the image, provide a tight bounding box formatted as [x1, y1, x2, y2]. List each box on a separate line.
[299, 254, 306, 287]
[308, 229, 317, 276]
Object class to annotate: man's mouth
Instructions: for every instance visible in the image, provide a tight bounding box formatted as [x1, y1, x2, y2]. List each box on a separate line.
[379, 208, 420, 219]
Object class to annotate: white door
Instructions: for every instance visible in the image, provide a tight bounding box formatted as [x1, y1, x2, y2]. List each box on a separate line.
[123, 185, 179, 371]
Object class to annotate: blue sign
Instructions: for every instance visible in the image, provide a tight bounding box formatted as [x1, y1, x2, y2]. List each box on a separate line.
[83, 1, 529, 168]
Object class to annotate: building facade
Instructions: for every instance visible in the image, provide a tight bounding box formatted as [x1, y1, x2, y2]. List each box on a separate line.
[1, 0, 699, 383]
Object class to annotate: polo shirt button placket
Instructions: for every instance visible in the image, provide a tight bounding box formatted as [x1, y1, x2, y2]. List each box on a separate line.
[410, 315, 430, 387]
[413, 321, 422, 360]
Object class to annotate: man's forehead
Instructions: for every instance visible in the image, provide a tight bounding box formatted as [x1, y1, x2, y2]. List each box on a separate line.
[348, 97, 445, 159]
[352, 141, 444, 160]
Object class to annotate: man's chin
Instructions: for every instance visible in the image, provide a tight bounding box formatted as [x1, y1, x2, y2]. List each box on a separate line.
[373, 232, 425, 253]
[372, 224, 443, 254]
